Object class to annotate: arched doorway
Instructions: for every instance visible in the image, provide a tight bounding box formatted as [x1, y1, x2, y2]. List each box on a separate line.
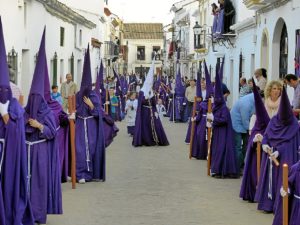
[261, 30, 269, 72]
[272, 18, 288, 79]
[279, 24, 288, 79]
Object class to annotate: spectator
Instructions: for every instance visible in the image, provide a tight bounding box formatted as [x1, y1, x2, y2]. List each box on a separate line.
[254, 68, 267, 93]
[125, 92, 138, 136]
[284, 73, 300, 117]
[51, 85, 63, 105]
[8, 64, 23, 105]
[185, 78, 196, 118]
[156, 98, 166, 119]
[239, 77, 251, 97]
[230, 93, 255, 171]
[61, 73, 77, 112]
[247, 78, 253, 90]
[109, 88, 119, 121]
[264, 80, 282, 118]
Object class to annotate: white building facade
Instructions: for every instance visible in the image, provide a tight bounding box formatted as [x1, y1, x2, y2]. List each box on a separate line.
[0, 0, 107, 100]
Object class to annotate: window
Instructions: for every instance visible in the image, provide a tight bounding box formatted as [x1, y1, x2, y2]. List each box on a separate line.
[152, 46, 161, 60]
[79, 29, 82, 47]
[279, 24, 288, 79]
[137, 46, 145, 60]
[60, 27, 65, 47]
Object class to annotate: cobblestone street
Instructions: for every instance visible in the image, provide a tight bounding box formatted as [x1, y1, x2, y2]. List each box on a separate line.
[48, 119, 273, 225]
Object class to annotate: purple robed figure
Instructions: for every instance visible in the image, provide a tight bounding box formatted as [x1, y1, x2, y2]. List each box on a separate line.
[185, 62, 213, 144]
[188, 62, 214, 159]
[133, 59, 169, 147]
[24, 29, 60, 224]
[169, 68, 188, 122]
[113, 69, 123, 121]
[239, 78, 270, 202]
[76, 45, 106, 183]
[209, 61, 238, 178]
[95, 60, 119, 148]
[0, 17, 34, 225]
[215, 8, 224, 37]
[44, 55, 69, 186]
[255, 87, 300, 213]
[272, 160, 300, 225]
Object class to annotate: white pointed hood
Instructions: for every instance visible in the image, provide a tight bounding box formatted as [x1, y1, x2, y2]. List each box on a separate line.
[140, 58, 155, 99]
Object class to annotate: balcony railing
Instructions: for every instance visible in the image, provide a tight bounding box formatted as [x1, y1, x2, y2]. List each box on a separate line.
[104, 41, 119, 58]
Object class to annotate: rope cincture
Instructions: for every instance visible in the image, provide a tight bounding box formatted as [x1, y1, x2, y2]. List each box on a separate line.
[25, 139, 47, 195]
[78, 115, 94, 172]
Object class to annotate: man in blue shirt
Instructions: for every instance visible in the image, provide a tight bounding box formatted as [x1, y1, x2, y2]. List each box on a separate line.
[230, 93, 255, 173]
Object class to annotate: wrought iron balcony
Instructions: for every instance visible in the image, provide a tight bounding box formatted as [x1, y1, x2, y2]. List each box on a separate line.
[104, 41, 119, 59]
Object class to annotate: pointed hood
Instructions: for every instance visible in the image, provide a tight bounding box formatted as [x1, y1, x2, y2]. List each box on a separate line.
[140, 59, 155, 99]
[80, 44, 92, 94]
[264, 85, 299, 147]
[95, 59, 104, 98]
[214, 62, 225, 104]
[29, 27, 46, 96]
[0, 17, 12, 103]
[252, 78, 270, 131]
[175, 67, 185, 97]
[196, 71, 202, 98]
[25, 28, 50, 120]
[113, 68, 122, 96]
[277, 86, 294, 125]
[217, 57, 225, 81]
[204, 61, 213, 100]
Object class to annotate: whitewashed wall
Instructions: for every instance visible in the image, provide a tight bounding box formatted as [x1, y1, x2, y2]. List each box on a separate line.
[0, 0, 102, 102]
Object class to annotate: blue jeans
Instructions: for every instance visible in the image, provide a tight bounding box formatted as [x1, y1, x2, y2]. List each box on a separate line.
[233, 131, 249, 169]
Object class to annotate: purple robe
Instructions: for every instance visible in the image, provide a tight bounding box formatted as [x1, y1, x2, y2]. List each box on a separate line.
[255, 119, 300, 212]
[212, 14, 218, 34]
[0, 99, 34, 225]
[75, 90, 106, 181]
[48, 100, 69, 184]
[190, 101, 208, 159]
[240, 78, 270, 202]
[102, 112, 119, 148]
[272, 160, 300, 225]
[210, 103, 238, 177]
[133, 92, 169, 147]
[24, 96, 58, 224]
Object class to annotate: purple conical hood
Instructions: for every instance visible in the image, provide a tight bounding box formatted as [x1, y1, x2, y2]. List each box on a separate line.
[44, 57, 51, 101]
[196, 71, 202, 98]
[95, 59, 104, 97]
[214, 62, 224, 104]
[204, 61, 213, 99]
[113, 68, 122, 96]
[252, 78, 270, 129]
[80, 44, 92, 92]
[175, 68, 185, 96]
[29, 27, 46, 96]
[277, 86, 294, 125]
[0, 17, 12, 103]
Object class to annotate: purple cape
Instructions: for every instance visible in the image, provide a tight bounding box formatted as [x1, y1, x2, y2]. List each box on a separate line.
[0, 99, 34, 225]
[133, 91, 169, 147]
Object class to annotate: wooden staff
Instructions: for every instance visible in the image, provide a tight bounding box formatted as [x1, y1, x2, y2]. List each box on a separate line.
[68, 96, 76, 189]
[282, 163, 288, 225]
[207, 98, 212, 176]
[189, 96, 202, 159]
[256, 141, 261, 183]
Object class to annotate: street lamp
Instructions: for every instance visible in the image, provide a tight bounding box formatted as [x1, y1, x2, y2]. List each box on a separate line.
[193, 21, 206, 50]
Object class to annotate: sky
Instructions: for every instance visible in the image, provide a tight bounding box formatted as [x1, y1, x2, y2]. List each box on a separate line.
[107, 0, 178, 26]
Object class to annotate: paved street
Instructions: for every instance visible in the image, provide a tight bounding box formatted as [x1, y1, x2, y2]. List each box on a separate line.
[48, 118, 273, 225]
